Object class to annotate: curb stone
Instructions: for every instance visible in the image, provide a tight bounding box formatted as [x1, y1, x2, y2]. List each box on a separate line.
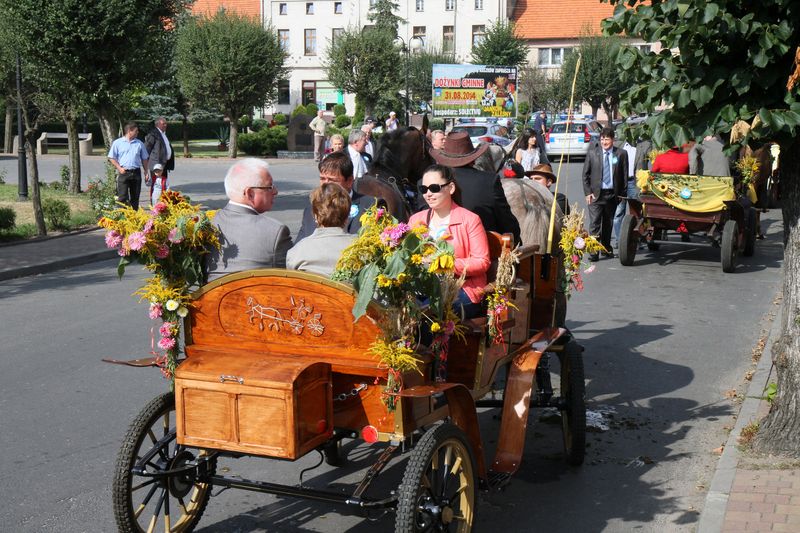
[696, 298, 782, 533]
[0, 249, 118, 282]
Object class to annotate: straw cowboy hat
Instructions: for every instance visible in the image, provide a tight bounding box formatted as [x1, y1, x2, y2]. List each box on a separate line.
[525, 163, 558, 182]
[430, 131, 489, 167]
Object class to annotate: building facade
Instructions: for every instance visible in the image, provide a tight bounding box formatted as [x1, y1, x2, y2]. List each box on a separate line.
[192, 0, 516, 115]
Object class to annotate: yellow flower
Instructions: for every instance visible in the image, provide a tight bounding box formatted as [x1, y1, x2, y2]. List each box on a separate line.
[428, 254, 455, 274]
[411, 254, 423, 265]
[656, 183, 669, 193]
[377, 274, 393, 287]
[430, 322, 441, 333]
[422, 244, 436, 256]
[396, 272, 408, 283]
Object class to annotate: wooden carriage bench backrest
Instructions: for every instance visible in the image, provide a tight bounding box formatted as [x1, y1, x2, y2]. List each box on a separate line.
[176, 269, 386, 459]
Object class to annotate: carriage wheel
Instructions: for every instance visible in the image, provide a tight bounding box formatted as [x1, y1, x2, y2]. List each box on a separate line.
[559, 341, 586, 466]
[113, 392, 214, 533]
[618, 214, 638, 266]
[743, 208, 757, 257]
[395, 423, 477, 533]
[721, 220, 739, 273]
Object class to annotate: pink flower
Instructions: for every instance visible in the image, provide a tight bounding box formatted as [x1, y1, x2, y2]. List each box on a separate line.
[159, 322, 174, 337]
[127, 232, 147, 251]
[152, 202, 167, 215]
[375, 207, 386, 219]
[584, 264, 596, 274]
[148, 303, 163, 320]
[105, 230, 122, 249]
[380, 223, 410, 247]
[158, 336, 176, 350]
[155, 244, 170, 259]
[168, 228, 182, 244]
[572, 254, 580, 263]
[118, 247, 129, 257]
[574, 237, 586, 250]
[143, 219, 155, 234]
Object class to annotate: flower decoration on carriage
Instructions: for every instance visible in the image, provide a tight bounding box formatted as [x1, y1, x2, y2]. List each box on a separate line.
[332, 205, 462, 410]
[486, 245, 521, 345]
[98, 191, 219, 380]
[735, 155, 760, 188]
[559, 205, 605, 298]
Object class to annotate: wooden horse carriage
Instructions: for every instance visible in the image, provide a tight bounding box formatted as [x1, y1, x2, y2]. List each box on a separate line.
[618, 173, 758, 273]
[111, 231, 586, 532]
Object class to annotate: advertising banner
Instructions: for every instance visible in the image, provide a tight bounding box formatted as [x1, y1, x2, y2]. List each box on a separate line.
[432, 64, 517, 119]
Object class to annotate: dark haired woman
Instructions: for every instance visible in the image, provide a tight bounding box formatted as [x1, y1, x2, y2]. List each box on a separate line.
[408, 164, 490, 319]
[515, 128, 548, 171]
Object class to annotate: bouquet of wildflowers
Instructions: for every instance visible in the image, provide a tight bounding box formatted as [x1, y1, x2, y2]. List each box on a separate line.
[332, 206, 460, 409]
[559, 206, 604, 298]
[98, 191, 219, 380]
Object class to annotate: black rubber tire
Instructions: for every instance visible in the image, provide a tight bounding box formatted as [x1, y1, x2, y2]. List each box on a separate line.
[743, 208, 757, 257]
[395, 423, 477, 533]
[559, 341, 586, 466]
[618, 214, 638, 266]
[113, 392, 213, 533]
[721, 219, 739, 273]
[646, 241, 660, 251]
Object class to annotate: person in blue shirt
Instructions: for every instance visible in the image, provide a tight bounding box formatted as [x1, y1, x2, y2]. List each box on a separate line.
[108, 122, 149, 210]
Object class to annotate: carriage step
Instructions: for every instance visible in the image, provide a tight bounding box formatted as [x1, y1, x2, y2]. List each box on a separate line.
[486, 470, 513, 490]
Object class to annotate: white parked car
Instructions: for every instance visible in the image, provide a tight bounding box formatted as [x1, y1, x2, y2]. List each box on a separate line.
[545, 118, 602, 158]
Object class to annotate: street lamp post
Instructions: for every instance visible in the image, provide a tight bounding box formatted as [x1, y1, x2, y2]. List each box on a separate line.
[16, 54, 28, 201]
[396, 36, 424, 127]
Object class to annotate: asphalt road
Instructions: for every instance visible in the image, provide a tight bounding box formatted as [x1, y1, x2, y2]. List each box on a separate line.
[0, 155, 785, 532]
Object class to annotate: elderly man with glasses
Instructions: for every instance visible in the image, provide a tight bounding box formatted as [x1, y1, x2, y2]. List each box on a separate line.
[205, 158, 292, 281]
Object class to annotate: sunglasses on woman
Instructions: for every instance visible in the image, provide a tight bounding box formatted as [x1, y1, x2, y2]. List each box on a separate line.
[418, 182, 451, 194]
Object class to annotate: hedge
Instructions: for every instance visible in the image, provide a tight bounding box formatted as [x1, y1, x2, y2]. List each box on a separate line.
[237, 125, 288, 156]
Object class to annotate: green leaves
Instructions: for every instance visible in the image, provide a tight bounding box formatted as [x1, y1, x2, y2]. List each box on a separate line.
[117, 256, 130, 280]
[352, 263, 379, 322]
[470, 20, 528, 69]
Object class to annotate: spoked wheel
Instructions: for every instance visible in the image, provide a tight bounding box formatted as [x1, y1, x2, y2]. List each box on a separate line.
[721, 219, 739, 273]
[618, 214, 638, 266]
[396, 423, 477, 533]
[113, 392, 214, 533]
[559, 341, 586, 466]
[743, 208, 757, 257]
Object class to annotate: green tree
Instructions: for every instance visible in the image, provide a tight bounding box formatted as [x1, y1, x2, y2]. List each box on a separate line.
[175, 9, 288, 158]
[518, 65, 570, 118]
[1, 0, 189, 192]
[603, 0, 800, 454]
[560, 32, 625, 124]
[408, 47, 457, 112]
[325, 27, 402, 116]
[471, 20, 528, 68]
[368, 0, 404, 38]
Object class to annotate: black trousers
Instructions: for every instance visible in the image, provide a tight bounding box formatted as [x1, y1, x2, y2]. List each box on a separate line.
[117, 168, 142, 210]
[588, 189, 618, 252]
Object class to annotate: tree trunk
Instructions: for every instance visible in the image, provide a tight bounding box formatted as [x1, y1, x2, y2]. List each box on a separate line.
[24, 135, 46, 236]
[65, 116, 81, 193]
[98, 112, 116, 150]
[756, 137, 800, 455]
[3, 104, 12, 154]
[228, 120, 238, 158]
[182, 114, 190, 157]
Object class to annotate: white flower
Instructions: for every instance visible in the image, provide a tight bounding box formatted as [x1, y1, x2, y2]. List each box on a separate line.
[177, 306, 189, 318]
[165, 299, 180, 312]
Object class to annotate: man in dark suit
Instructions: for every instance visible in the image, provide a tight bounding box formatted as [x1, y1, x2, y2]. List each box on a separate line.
[294, 151, 379, 243]
[582, 126, 628, 260]
[144, 117, 175, 205]
[430, 131, 521, 244]
[206, 158, 292, 281]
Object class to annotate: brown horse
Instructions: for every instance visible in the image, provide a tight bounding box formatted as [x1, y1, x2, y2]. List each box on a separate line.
[360, 126, 435, 222]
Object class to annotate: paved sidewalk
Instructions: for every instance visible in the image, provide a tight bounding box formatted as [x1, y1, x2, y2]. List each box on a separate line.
[698, 301, 800, 532]
[0, 228, 114, 281]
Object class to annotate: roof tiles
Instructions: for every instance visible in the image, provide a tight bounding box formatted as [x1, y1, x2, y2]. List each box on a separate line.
[512, 0, 616, 40]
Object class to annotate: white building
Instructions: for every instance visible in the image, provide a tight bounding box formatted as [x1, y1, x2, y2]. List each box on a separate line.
[261, 0, 517, 115]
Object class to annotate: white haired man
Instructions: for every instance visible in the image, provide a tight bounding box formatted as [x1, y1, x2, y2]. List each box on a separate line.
[347, 129, 369, 179]
[205, 158, 292, 281]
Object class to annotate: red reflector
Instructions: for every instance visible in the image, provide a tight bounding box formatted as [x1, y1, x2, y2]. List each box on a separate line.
[315, 419, 328, 434]
[361, 425, 379, 443]
[479, 136, 492, 142]
[584, 128, 591, 143]
[545, 131, 550, 143]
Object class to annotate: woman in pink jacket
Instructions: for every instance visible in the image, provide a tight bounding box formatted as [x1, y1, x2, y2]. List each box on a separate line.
[409, 165, 491, 319]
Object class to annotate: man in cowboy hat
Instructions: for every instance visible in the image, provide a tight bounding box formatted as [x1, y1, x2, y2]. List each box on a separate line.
[430, 131, 520, 243]
[527, 163, 570, 217]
